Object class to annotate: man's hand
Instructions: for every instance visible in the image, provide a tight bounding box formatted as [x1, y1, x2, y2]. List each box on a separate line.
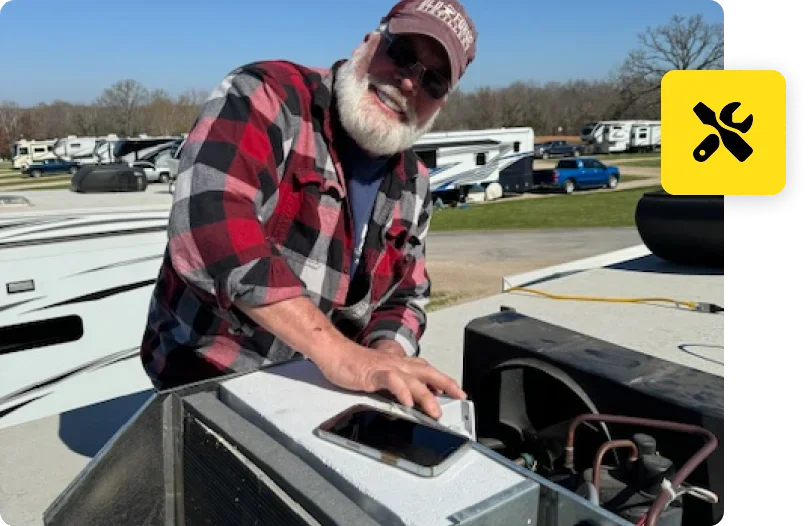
[370, 339, 407, 357]
[370, 340, 447, 397]
[234, 296, 465, 419]
[311, 341, 466, 420]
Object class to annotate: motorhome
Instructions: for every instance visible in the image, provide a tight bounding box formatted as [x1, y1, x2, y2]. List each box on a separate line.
[579, 120, 660, 154]
[52, 135, 121, 165]
[413, 127, 536, 204]
[11, 139, 58, 170]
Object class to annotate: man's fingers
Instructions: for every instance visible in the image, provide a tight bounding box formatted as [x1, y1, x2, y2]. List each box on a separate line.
[404, 363, 467, 401]
[372, 370, 414, 409]
[407, 356, 430, 366]
[403, 374, 441, 419]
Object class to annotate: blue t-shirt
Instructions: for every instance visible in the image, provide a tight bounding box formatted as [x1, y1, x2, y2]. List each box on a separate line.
[341, 140, 389, 279]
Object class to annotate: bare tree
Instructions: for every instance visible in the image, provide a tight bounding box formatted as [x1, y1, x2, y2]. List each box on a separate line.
[96, 79, 150, 136]
[613, 14, 723, 115]
[71, 104, 108, 136]
[140, 89, 181, 135]
[0, 100, 24, 156]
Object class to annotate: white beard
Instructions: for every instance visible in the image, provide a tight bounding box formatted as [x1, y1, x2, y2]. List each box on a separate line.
[335, 53, 439, 157]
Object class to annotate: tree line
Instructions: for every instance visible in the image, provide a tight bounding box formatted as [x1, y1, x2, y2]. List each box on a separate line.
[0, 15, 722, 156]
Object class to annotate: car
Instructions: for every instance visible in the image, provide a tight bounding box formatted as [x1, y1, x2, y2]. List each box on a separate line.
[130, 160, 173, 183]
[534, 140, 585, 159]
[70, 163, 149, 193]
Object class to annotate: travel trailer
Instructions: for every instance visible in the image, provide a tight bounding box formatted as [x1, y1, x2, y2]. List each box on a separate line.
[52, 135, 121, 165]
[11, 139, 58, 170]
[71, 135, 183, 166]
[413, 127, 536, 204]
[579, 120, 660, 154]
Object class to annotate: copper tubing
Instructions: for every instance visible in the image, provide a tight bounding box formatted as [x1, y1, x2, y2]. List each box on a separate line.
[592, 439, 639, 494]
[644, 431, 718, 526]
[563, 413, 718, 526]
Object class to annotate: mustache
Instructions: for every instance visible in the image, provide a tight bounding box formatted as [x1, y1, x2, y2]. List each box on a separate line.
[365, 78, 417, 124]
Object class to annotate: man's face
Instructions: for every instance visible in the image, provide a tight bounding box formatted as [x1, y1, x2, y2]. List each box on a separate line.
[335, 30, 452, 157]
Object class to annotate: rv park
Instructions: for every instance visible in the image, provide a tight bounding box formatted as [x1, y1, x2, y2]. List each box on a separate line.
[0, 4, 684, 295]
[0, 130, 665, 311]
[0, 5, 730, 526]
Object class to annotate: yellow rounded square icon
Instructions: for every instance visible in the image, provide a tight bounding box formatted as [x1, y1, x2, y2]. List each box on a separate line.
[661, 70, 786, 195]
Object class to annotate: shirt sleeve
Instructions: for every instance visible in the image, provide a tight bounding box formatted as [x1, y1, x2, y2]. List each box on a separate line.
[166, 67, 307, 313]
[359, 165, 433, 357]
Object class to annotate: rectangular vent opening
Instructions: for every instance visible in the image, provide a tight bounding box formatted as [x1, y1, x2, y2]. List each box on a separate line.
[0, 315, 84, 355]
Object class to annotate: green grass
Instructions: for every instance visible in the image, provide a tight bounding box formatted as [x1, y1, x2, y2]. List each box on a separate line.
[431, 185, 662, 231]
[0, 175, 72, 188]
[619, 175, 649, 182]
[425, 291, 467, 312]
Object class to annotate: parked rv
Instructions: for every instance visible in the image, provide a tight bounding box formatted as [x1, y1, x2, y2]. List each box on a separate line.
[579, 120, 660, 154]
[68, 136, 182, 192]
[11, 139, 58, 171]
[52, 135, 121, 165]
[413, 127, 535, 204]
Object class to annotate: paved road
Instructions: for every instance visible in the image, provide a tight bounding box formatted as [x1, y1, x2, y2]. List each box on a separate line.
[425, 227, 645, 308]
[427, 227, 643, 264]
[0, 185, 173, 213]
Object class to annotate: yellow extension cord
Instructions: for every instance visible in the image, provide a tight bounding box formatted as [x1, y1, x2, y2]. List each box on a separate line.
[504, 286, 723, 313]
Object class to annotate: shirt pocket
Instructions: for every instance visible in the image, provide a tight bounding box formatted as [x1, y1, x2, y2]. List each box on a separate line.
[269, 169, 346, 269]
[373, 223, 419, 295]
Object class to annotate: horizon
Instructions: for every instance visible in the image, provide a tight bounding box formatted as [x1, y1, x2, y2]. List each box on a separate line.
[0, 0, 724, 107]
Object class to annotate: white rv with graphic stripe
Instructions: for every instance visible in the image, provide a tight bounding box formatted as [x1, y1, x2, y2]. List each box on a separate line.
[412, 127, 535, 202]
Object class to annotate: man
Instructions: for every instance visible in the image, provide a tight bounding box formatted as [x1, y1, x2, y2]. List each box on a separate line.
[140, 0, 478, 419]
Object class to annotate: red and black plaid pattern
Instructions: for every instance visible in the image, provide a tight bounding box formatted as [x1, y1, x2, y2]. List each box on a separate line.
[140, 60, 433, 390]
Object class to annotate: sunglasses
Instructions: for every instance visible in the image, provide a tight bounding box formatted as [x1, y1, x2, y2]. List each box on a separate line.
[383, 33, 451, 99]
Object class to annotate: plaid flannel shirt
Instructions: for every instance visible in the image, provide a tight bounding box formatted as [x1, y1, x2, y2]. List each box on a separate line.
[140, 60, 433, 389]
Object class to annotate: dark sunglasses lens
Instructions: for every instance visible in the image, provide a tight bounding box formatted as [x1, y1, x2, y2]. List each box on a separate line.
[388, 39, 417, 68]
[387, 36, 449, 99]
[422, 71, 449, 98]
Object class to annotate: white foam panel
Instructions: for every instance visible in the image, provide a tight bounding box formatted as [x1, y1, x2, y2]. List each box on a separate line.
[220, 359, 526, 526]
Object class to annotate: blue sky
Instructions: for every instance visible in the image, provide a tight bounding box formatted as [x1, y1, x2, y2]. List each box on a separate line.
[0, 0, 723, 106]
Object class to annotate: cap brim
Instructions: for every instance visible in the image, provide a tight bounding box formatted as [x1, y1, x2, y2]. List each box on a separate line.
[387, 17, 459, 88]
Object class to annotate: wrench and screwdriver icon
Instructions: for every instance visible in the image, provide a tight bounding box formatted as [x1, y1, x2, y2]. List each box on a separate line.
[693, 101, 754, 162]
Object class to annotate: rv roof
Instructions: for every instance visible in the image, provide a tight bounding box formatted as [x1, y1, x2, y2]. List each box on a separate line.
[413, 139, 500, 151]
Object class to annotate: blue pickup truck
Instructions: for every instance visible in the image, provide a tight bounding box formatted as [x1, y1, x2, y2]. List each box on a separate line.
[533, 157, 620, 194]
[23, 158, 81, 178]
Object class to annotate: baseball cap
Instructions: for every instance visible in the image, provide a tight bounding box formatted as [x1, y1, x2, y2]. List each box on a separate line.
[380, 0, 478, 88]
